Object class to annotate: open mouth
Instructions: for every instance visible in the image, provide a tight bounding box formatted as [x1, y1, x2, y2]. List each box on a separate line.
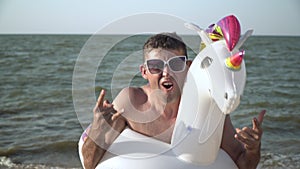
[162, 82, 173, 90]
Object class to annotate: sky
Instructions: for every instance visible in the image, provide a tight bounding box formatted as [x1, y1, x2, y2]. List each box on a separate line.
[0, 0, 299, 36]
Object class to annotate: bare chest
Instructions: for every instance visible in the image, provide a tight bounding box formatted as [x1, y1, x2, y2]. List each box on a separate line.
[127, 117, 175, 143]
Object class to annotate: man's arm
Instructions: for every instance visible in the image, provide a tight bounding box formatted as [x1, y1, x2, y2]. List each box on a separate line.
[221, 110, 266, 169]
[82, 133, 107, 169]
[81, 90, 126, 169]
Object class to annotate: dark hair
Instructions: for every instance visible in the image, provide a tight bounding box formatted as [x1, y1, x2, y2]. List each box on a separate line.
[143, 32, 187, 60]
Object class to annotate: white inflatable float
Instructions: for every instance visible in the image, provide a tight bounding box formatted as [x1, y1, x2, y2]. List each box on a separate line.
[78, 15, 253, 169]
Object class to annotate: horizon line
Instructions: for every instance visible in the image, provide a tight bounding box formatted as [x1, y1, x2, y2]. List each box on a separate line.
[0, 33, 299, 37]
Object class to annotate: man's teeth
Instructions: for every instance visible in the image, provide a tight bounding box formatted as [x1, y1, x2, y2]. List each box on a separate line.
[162, 82, 173, 89]
[163, 82, 172, 85]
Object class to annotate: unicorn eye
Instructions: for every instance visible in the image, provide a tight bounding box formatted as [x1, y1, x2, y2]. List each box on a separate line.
[201, 56, 213, 69]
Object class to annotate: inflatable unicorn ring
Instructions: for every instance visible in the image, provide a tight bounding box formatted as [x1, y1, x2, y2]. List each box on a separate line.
[79, 15, 253, 169]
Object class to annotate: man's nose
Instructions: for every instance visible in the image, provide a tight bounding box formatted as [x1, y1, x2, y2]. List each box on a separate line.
[162, 64, 171, 77]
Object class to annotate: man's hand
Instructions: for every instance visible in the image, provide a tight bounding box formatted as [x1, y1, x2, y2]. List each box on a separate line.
[89, 89, 124, 147]
[82, 89, 125, 169]
[235, 110, 266, 153]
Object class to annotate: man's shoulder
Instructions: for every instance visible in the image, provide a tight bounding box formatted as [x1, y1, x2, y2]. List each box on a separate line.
[119, 86, 145, 96]
[114, 86, 147, 104]
[113, 86, 147, 113]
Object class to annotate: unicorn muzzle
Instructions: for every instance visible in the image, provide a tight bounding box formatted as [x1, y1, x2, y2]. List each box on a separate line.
[223, 90, 240, 114]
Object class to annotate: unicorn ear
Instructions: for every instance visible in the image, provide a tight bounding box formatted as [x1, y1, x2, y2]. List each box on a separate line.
[184, 23, 212, 47]
[234, 29, 254, 50]
[184, 22, 202, 32]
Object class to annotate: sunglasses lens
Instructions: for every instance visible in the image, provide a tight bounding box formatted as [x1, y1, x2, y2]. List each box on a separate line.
[169, 56, 186, 72]
[146, 59, 164, 74]
[146, 56, 186, 74]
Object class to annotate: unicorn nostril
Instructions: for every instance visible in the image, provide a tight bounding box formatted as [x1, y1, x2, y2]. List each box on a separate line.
[224, 93, 228, 100]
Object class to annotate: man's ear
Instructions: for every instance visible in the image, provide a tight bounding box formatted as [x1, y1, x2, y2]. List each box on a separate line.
[140, 64, 148, 80]
[186, 60, 192, 67]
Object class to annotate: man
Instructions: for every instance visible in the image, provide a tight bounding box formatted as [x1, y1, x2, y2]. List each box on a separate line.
[81, 33, 266, 169]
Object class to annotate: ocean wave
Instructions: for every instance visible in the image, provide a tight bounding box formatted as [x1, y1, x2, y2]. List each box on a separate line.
[1, 152, 300, 169]
[0, 141, 77, 155]
[0, 141, 82, 168]
[260, 152, 300, 169]
[0, 156, 81, 169]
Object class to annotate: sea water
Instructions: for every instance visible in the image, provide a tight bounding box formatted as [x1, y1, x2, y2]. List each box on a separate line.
[0, 34, 299, 168]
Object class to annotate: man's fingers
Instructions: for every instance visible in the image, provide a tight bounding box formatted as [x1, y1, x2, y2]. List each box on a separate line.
[94, 90, 107, 112]
[258, 110, 266, 124]
[252, 118, 259, 130]
[111, 112, 121, 121]
[111, 108, 124, 121]
[103, 100, 111, 107]
[235, 128, 252, 145]
[236, 128, 252, 140]
[102, 107, 116, 116]
[97, 90, 106, 107]
[253, 110, 266, 130]
[235, 111, 266, 151]
[235, 128, 259, 149]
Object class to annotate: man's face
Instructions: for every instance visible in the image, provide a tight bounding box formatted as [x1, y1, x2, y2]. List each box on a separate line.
[143, 48, 188, 102]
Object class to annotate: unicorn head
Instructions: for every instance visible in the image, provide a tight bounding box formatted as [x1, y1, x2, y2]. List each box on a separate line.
[171, 15, 253, 165]
[185, 15, 253, 114]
